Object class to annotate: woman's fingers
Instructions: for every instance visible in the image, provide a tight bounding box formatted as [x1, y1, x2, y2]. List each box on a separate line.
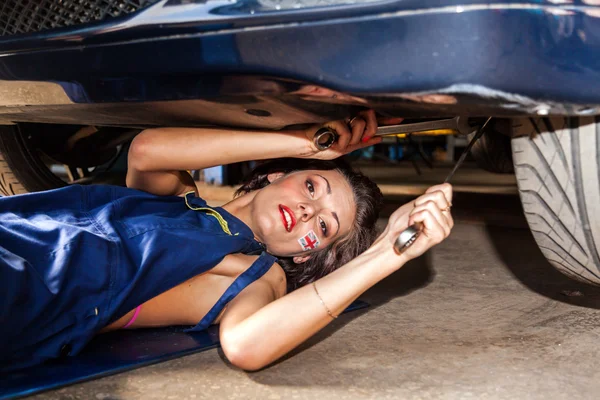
[415, 190, 451, 211]
[409, 208, 447, 244]
[414, 189, 453, 228]
[308, 110, 411, 158]
[373, 189, 454, 263]
[441, 204, 454, 230]
[416, 184, 454, 227]
[327, 112, 379, 153]
[346, 136, 383, 154]
[425, 183, 453, 206]
[409, 201, 451, 237]
[322, 120, 352, 151]
[349, 117, 367, 146]
[358, 110, 378, 141]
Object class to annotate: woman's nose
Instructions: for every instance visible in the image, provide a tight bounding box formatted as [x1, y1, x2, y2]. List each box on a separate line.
[299, 203, 316, 221]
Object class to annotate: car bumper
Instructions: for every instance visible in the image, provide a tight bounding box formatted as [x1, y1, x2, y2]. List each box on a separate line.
[1, 0, 600, 126]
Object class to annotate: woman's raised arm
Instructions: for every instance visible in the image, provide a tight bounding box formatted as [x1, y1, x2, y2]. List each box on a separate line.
[126, 110, 385, 196]
[126, 127, 308, 196]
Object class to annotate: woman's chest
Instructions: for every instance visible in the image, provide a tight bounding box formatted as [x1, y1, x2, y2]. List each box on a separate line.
[103, 269, 237, 331]
[105, 253, 280, 331]
[139, 253, 266, 326]
[140, 267, 241, 327]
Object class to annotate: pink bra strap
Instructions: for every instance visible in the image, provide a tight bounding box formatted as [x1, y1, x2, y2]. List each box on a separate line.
[123, 305, 142, 329]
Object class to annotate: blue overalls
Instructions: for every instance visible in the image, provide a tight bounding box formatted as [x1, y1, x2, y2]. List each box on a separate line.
[0, 184, 277, 372]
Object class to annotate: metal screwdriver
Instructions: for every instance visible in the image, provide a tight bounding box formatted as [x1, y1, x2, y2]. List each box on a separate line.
[393, 117, 493, 254]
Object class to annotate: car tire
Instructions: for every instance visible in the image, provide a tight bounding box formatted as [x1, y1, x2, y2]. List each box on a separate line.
[511, 117, 600, 285]
[469, 119, 514, 174]
[0, 125, 66, 196]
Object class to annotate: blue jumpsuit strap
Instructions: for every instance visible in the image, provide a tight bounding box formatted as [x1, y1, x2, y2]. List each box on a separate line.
[185, 251, 278, 332]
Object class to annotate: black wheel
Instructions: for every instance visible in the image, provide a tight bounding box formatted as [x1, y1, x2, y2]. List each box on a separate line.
[469, 119, 514, 174]
[0, 125, 66, 196]
[512, 117, 600, 285]
[0, 124, 128, 196]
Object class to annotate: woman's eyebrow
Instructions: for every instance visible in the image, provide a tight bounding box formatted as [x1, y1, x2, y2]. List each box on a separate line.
[316, 174, 331, 194]
[315, 174, 340, 236]
[332, 211, 340, 236]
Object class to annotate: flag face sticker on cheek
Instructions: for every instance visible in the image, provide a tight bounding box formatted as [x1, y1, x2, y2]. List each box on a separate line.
[298, 230, 320, 251]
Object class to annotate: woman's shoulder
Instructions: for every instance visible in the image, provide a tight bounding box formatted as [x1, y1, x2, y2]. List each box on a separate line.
[225, 253, 287, 297]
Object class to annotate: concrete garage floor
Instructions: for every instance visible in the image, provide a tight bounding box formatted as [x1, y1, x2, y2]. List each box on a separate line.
[34, 164, 600, 400]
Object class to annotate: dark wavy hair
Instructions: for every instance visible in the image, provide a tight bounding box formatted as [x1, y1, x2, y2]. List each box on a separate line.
[235, 158, 383, 292]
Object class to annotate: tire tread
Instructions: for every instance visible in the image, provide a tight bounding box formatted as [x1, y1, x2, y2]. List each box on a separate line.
[0, 125, 66, 196]
[512, 117, 600, 284]
[571, 118, 600, 272]
[0, 155, 27, 196]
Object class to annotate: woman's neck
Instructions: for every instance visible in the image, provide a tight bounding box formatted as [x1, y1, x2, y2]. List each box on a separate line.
[222, 191, 258, 236]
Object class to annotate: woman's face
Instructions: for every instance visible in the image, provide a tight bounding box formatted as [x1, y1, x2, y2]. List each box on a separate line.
[250, 169, 356, 260]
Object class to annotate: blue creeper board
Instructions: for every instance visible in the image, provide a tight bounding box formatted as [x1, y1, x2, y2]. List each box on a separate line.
[0, 300, 369, 400]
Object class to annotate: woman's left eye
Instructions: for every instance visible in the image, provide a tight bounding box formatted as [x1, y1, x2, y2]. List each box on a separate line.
[319, 218, 328, 236]
[306, 180, 315, 196]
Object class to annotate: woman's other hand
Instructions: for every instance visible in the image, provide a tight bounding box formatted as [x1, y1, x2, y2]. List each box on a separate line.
[372, 183, 454, 265]
[302, 110, 403, 160]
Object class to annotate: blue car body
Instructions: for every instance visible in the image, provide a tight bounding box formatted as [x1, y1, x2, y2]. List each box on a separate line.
[1, 0, 600, 128]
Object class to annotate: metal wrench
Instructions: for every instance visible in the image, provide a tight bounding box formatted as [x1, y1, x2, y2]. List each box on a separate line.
[392, 117, 493, 255]
[313, 116, 473, 151]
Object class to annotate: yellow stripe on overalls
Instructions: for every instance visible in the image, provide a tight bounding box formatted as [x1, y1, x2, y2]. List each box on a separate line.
[184, 191, 233, 236]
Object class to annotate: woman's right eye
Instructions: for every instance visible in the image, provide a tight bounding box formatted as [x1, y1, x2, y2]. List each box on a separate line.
[319, 218, 328, 237]
[306, 180, 315, 197]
